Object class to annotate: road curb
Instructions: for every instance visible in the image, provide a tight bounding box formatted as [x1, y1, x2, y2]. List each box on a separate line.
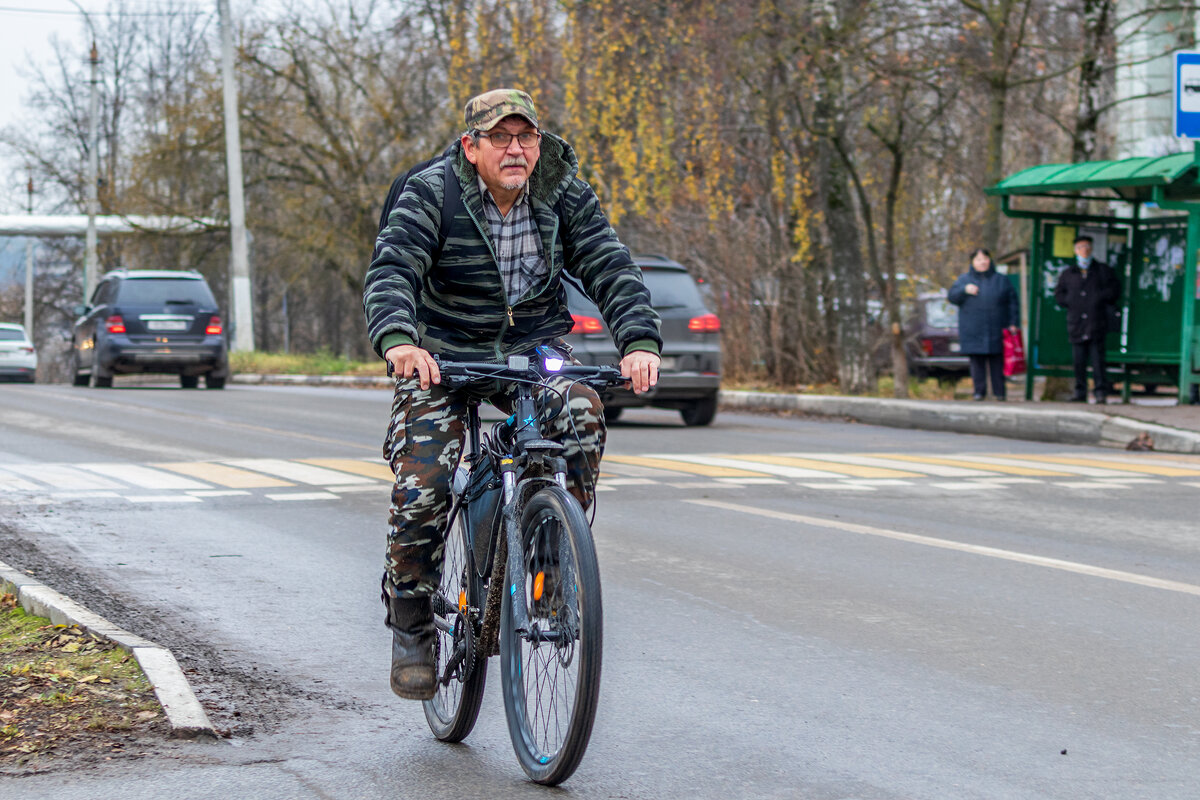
[0, 559, 218, 740]
[233, 373, 391, 388]
[718, 390, 1200, 454]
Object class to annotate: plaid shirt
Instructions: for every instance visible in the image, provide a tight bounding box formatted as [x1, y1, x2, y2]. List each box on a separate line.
[478, 177, 546, 305]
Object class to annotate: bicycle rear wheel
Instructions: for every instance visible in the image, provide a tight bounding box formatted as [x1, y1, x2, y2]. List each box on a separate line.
[500, 484, 602, 785]
[422, 511, 487, 741]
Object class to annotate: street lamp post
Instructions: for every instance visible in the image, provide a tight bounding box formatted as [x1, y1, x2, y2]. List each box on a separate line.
[218, 0, 254, 352]
[24, 176, 34, 335]
[85, 39, 100, 302]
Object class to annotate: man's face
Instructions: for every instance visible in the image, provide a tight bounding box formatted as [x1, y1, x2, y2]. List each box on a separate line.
[1074, 240, 1092, 261]
[463, 115, 541, 194]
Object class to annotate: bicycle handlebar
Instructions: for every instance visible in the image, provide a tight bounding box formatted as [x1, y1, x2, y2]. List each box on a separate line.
[388, 356, 627, 389]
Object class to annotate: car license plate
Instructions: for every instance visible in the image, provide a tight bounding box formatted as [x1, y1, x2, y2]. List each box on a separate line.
[147, 320, 188, 331]
[658, 356, 677, 371]
[948, 342, 961, 352]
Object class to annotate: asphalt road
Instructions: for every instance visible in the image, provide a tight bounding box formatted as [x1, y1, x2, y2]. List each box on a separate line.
[2, 382, 1199, 799]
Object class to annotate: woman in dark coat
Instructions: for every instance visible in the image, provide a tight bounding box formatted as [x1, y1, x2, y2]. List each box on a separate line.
[947, 248, 1020, 400]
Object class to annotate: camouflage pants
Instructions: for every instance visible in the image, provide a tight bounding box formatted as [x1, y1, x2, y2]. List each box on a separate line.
[382, 374, 606, 599]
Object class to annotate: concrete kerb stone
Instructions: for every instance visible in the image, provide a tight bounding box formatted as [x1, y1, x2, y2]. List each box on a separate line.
[718, 390, 1200, 454]
[232, 373, 391, 388]
[0, 559, 217, 740]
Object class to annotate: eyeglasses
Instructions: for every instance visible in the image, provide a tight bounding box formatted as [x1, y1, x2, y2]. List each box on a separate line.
[475, 130, 541, 149]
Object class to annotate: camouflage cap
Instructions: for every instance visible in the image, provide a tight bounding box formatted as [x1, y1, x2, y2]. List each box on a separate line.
[464, 89, 539, 132]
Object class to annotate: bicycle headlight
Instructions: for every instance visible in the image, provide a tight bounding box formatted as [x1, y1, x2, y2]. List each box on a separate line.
[543, 356, 565, 372]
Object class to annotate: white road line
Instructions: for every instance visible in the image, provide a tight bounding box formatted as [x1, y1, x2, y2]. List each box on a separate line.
[265, 491, 339, 501]
[78, 463, 211, 490]
[784, 453, 997, 477]
[124, 495, 203, 503]
[839, 479, 914, 487]
[929, 482, 1005, 491]
[687, 498, 1200, 598]
[970, 477, 1040, 485]
[1053, 481, 1130, 489]
[50, 491, 121, 500]
[797, 483, 875, 491]
[3, 464, 124, 490]
[325, 485, 383, 494]
[187, 490, 252, 497]
[1092, 477, 1163, 484]
[665, 481, 742, 489]
[223, 459, 373, 486]
[715, 477, 788, 485]
[599, 477, 661, 486]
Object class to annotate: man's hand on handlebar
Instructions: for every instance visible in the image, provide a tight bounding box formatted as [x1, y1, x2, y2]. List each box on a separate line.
[385, 344, 441, 390]
[620, 350, 660, 395]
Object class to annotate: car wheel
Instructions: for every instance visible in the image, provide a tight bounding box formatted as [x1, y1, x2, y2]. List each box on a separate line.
[70, 351, 89, 386]
[180, 375, 199, 389]
[602, 406, 622, 423]
[205, 374, 226, 390]
[679, 394, 717, 427]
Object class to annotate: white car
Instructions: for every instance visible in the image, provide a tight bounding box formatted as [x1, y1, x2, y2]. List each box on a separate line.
[0, 322, 37, 382]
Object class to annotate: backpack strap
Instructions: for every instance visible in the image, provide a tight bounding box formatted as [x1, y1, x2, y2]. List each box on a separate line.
[437, 154, 462, 256]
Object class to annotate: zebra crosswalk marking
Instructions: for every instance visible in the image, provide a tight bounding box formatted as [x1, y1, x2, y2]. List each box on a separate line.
[964, 454, 1142, 477]
[2, 464, 124, 490]
[0, 471, 39, 491]
[645, 453, 845, 479]
[78, 463, 211, 490]
[720, 453, 922, 478]
[865, 453, 1071, 477]
[155, 461, 294, 488]
[784, 453, 997, 477]
[299, 458, 394, 482]
[603, 454, 769, 478]
[1000, 454, 1200, 477]
[221, 459, 373, 486]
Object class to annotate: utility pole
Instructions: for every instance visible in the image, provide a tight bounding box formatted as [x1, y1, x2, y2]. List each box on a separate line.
[218, 0, 254, 351]
[84, 40, 100, 302]
[24, 175, 34, 334]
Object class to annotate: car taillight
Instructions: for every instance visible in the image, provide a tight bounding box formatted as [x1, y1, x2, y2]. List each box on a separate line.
[205, 316, 223, 336]
[105, 315, 126, 334]
[688, 313, 721, 332]
[570, 314, 603, 334]
[920, 338, 934, 356]
[19, 346, 34, 354]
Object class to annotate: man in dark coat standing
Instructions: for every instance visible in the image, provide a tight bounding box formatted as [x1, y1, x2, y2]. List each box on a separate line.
[948, 249, 1020, 400]
[1054, 235, 1121, 402]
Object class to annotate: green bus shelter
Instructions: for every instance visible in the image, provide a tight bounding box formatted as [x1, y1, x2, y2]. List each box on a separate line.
[986, 151, 1200, 403]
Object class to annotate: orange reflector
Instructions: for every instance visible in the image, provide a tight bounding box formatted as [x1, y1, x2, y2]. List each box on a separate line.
[458, 590, 467, 612]
[533, 571, 545, 601]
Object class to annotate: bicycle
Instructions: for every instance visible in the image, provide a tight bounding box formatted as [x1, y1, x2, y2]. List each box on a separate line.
[398, 353, 626, 785]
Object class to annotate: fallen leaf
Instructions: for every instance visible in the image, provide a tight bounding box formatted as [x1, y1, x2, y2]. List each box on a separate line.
[77, 675, 99, 684]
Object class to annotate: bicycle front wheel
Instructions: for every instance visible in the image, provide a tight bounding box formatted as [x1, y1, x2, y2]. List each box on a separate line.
[500, 484, 602, 785]
[423, 510, 487, 742]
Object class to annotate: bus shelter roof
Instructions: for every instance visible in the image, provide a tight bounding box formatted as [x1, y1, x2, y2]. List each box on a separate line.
[986, 152, 1200, 203]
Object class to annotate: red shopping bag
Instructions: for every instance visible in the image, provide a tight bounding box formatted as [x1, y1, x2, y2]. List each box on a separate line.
[1003, 329, 1026, 376]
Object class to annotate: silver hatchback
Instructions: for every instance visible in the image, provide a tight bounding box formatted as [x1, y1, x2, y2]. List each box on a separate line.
[0, 323, 37, 382]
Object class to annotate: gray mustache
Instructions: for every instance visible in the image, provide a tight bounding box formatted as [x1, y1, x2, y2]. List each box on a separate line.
[501, 157, 527, 168]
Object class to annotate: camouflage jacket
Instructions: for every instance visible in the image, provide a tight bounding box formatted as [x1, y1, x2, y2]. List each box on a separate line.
[364, 132, 662, 361]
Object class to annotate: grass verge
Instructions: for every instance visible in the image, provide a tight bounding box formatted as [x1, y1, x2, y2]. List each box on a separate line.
[228, 349, 380, 376]
[0, 592, 164, 772]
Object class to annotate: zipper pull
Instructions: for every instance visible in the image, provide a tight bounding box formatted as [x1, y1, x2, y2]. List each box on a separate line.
[506, 306, 514, 325]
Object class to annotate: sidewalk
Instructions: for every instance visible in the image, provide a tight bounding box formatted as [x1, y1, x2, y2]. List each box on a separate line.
[719, 390, 1200, 454]
[228, 373, 1200, 454]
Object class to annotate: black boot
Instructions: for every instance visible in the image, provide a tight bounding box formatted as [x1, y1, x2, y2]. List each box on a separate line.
[382, 583, 436, 700]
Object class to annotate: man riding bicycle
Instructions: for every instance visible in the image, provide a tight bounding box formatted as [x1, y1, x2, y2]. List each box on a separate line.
[364, 88, 663, 701]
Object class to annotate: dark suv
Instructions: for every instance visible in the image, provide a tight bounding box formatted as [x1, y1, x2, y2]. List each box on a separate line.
[70, 269, 229, 389]
[564, 255, 721, 426]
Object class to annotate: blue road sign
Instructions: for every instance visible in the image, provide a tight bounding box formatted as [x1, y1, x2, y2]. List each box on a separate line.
[1175, 51, 1200, 139]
